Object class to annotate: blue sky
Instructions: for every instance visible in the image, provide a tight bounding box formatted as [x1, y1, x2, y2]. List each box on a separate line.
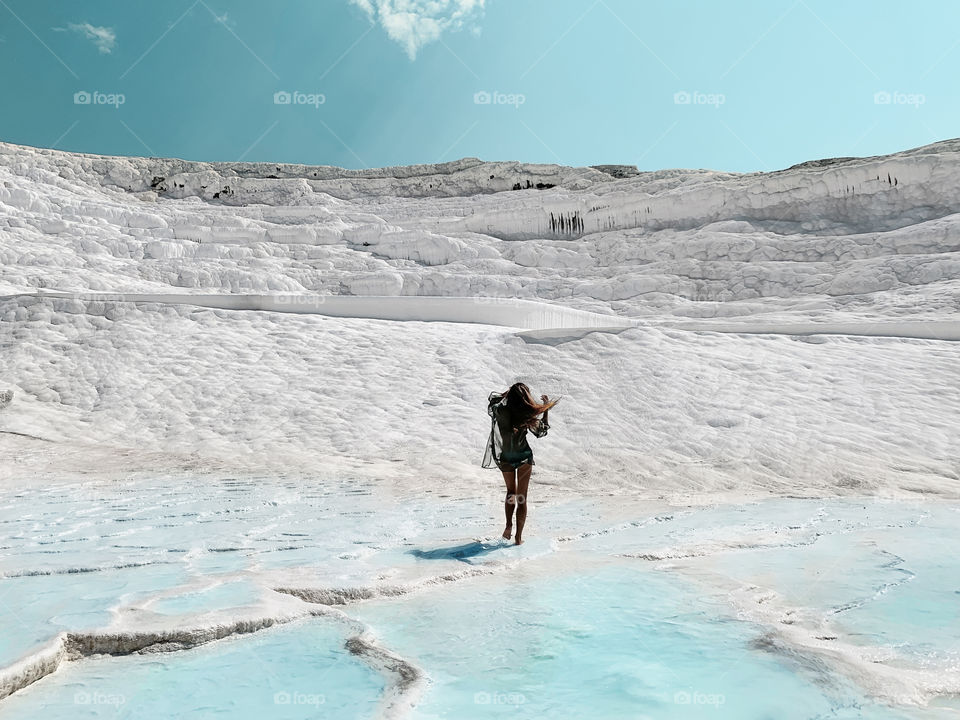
[0, 0, 956, 172]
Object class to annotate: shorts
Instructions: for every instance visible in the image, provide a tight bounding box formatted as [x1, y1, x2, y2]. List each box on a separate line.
[497, 449, 535, 470]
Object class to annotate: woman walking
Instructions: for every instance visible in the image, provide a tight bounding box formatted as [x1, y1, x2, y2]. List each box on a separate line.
[483, 383, 559, 545]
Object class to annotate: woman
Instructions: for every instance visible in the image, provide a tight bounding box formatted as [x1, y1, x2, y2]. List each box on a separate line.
[483, 383, 559, 545]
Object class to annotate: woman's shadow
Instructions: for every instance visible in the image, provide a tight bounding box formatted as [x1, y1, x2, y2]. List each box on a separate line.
[408, 540, 505, 563]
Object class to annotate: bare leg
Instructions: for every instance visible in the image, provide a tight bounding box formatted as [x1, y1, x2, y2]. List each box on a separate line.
[500, 467, 517, 539]
[514, 463, 532, 545]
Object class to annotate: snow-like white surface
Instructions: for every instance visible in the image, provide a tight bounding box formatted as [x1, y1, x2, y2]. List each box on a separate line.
[3, 138, 960, 716]
[1, 139, 960, 498]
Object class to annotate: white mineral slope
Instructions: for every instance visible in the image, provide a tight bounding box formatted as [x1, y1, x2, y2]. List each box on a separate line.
[17, 291, 636, 330]
[1, 139, 959, 499]
[673, 318, 960, 341]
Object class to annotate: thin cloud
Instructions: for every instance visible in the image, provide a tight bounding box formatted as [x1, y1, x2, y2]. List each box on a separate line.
[350, 0, 484, 60]
[66, 22, 117, 54]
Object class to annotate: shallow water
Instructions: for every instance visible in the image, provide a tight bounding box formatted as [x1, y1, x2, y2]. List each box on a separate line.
[147, 578, 264, 616]
[354, 557, 936, 719]
[0, 619, 383, 719]
[1, 476, 958, 718]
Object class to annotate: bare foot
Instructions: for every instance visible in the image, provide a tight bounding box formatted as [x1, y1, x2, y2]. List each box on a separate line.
[514, 538, 524, 545]
[502, 525, 512, 539]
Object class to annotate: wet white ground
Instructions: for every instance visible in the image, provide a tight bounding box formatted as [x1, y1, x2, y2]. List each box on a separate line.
[1, 474, 959, 718]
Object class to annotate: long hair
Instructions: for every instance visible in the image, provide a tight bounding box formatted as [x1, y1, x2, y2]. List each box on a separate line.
[502, 382, 559, 434]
